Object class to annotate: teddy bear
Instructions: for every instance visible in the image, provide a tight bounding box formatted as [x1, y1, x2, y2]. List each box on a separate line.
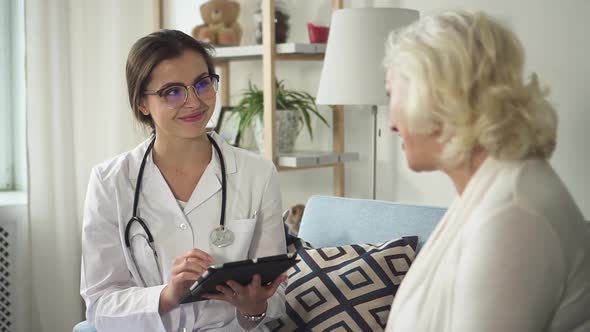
[192, 0, 242, 46]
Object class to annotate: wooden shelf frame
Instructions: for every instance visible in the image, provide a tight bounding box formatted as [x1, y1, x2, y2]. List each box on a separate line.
[153, 0, 350, 196]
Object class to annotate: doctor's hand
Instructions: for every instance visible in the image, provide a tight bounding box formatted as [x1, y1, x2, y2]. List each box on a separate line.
[203, 273, 288, 316]
[159, 249, 214, 314]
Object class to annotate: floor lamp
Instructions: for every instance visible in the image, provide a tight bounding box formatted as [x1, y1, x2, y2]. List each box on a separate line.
[316, 8, 418, 199]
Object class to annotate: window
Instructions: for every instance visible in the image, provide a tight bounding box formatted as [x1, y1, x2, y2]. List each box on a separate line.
[0, 0, 26, 191]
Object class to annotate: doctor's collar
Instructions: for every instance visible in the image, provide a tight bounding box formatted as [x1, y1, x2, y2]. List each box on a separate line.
[127, 133, 237, 181]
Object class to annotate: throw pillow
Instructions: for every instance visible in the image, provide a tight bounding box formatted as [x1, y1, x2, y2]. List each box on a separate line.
[267, 236, 418, 331]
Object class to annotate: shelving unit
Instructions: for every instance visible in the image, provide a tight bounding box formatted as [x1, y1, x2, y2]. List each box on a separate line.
[153, 0, 356, 196]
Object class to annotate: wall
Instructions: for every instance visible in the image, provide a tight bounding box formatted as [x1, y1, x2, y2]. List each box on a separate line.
[165, 0, 590, 218]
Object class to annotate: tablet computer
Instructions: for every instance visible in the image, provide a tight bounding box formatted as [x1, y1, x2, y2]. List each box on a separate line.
[180, 252, 299, 304]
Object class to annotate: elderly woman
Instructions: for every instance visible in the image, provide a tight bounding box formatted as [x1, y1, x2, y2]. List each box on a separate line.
[383, 11, 590, 331]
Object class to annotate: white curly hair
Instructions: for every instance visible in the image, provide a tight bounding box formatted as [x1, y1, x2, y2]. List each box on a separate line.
[383, 10, 557, 168]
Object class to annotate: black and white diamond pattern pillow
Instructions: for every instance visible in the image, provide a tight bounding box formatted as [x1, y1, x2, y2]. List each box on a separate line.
[267, 236, 418, 332]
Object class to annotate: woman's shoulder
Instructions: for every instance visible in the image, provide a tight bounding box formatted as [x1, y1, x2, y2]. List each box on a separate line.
[484, 159, 568, 204]
[480, 158, 582, 217]
[91, 139, 152, 182]
[511, 159, 578, 211]
[209, 132, 275, 174]
[477, 158, 587, 248]
[226, 145, 277, 175]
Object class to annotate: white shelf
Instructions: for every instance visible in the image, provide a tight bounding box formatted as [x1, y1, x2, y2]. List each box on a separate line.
[277, 151, 359, 168]
[214, 43, 326, 61]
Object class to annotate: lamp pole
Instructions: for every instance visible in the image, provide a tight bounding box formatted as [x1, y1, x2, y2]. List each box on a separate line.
[371, 105, 378, 200]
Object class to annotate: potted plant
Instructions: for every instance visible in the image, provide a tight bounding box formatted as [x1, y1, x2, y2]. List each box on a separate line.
[233, 79, 329, 152]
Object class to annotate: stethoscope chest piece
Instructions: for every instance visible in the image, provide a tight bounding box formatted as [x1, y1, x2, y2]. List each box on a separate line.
[209, 225, 234, 248]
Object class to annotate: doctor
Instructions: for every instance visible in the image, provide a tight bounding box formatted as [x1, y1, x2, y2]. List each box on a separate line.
[80, 29, 287, 331]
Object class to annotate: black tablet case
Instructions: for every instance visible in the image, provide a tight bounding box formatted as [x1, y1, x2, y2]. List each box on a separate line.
[180, 253, 299, 304]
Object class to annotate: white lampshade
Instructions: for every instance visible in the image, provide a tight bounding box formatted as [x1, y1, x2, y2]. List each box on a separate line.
[316, 8, 419, 106]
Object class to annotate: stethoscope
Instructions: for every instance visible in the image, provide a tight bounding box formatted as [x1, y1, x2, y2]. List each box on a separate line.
[124, 133, 234, 286]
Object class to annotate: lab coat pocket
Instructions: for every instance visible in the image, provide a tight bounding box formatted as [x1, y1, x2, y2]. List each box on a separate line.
[209, 218, 257, 264]
[128, 231, 163, 287]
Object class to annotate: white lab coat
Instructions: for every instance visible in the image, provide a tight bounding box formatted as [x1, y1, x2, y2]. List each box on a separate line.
[80, 133, 287, 332]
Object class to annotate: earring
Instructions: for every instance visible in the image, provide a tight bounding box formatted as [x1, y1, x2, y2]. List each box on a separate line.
[138, 104, 149, 116]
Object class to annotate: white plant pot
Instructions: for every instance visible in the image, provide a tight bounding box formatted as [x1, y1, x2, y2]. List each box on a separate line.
[253, 110, 303, 153]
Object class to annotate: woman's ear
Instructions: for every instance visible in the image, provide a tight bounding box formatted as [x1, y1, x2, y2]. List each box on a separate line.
[431, 126, 442, 137]
[139, 99, 150, 116]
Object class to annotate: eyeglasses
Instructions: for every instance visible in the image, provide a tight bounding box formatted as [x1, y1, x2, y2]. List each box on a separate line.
[144, 74, 219, 109]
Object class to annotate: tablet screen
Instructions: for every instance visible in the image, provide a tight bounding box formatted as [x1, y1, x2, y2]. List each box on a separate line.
[180, 252, 298, 304]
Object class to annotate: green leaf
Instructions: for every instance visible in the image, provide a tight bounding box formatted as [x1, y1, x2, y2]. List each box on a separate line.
[233, 78, 329, 140]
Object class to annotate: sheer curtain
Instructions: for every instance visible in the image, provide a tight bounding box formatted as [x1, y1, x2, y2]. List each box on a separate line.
[25, 0, 152, 330]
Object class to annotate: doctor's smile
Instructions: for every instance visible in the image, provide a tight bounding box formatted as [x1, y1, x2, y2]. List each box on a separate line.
[178, 110, 208, 123]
